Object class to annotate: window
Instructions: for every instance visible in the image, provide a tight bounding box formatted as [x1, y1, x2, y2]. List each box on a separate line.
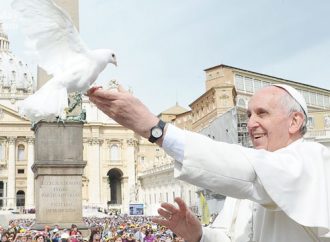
[245, 77, 253, 93]
[262, 81, 271, 87]
[307, 117, 315, 128]
[235, 75, 244, 91]
[16, 190, 25, 207]
[11, 71, 16, 81]
[0, 181, 3, 197]
[18, 169, 24, 174]
[317, 94, 324, 106]
[237, 98, 246, 108]
[253, 79, 262, 91]
[310, 92, 317, 105]
[181, 189, 185, 198]
[301, 90, 310, 104]
[110, 144, 119, 161]
[17, 144, 25, 161]
[324, 96, 330, 108]
[324, 116, 330, 129]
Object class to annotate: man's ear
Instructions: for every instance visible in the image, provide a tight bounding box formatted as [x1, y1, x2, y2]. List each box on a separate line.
[289, 112, 305, 134]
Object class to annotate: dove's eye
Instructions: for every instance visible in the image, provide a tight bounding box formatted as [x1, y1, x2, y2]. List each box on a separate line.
[112, 54, 116, 58]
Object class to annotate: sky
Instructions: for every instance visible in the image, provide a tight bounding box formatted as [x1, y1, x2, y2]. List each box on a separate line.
[1, 0, 330, 114]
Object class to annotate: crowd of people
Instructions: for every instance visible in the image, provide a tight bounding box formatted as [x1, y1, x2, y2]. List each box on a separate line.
[0, 215, 189, 242]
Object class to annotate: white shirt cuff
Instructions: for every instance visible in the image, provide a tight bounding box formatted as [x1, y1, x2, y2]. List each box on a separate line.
[162, 124, 185, 162]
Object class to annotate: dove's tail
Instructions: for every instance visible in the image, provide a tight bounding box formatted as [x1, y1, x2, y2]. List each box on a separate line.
[18, 79, 68, 122]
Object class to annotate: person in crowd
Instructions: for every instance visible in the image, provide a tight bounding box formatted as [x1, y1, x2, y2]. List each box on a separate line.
[51, 232, 61, 242]
[133, 227, 145, 242]
[69, 225, 78, 236]
[87, 84, 330, 241]
[114, 236, 122, 242]
[35, 234, 45, 242]
[20, 233, 28, 242]
[26, 235, 32, 242]
[7, 232, 15, 242]
[1, 232, 9, 242]
[143, 230, 155, 242]
[69, 224, 81, 242]
[126, 233, 135, 242]
[92, 232, 102, 242]
[0, 226, 4, 239]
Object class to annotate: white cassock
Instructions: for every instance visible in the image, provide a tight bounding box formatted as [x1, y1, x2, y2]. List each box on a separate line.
[162, 125, 330, 242]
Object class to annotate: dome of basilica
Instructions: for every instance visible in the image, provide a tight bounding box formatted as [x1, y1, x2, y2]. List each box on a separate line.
[0, 23, 34, 96]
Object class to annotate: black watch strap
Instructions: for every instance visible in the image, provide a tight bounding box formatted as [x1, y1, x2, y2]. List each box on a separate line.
[148, 119, 166, 143]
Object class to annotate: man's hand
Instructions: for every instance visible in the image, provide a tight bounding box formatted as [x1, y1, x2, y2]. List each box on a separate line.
[152, 197, 203, 242]
[87, 85, 159, 139]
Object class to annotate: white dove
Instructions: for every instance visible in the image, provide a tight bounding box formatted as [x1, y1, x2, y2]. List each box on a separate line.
[11, 0, 117, 122]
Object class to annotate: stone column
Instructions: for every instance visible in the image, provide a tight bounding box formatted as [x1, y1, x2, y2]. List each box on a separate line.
[3, 181, 7, 207]
[7, 137, 16, 208]
[87, 138, 102, 206]
[126, 138, 136, 203]
[121, 176, 128, 214]
[26, 137, 35, 209]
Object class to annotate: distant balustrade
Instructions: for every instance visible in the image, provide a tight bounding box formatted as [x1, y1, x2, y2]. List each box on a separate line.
[305, 129, 330, 138]
[140, 162, 174, 176]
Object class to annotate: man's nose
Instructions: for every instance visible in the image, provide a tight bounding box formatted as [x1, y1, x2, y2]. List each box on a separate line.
[247, 114, 259, 130]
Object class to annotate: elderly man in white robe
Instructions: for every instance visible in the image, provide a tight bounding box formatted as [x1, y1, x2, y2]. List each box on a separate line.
[88, 84, 330, 242]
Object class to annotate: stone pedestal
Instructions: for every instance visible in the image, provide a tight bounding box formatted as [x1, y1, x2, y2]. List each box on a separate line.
[32, 122, 87, 230]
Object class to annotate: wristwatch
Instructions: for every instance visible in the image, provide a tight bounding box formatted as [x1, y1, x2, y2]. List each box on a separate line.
[148, 119, 166, 143]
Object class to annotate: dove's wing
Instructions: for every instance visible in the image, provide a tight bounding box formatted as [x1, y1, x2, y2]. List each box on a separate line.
[12, 0, 89, 75]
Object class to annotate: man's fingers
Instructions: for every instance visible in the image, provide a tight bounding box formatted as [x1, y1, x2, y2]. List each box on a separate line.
[174, 197, 188, 212]
[86, 86, 103, 96]
[117, 84, 129, 93]
[157, 208, 173, 220]
[89, 95, 112, 106]
[152, 217, 170, 228]
[89, 87, 120, 100]
[160, 202, 180, 215]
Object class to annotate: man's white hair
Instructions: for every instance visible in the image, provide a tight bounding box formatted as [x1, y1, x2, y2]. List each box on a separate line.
[276, 86, 308, 135]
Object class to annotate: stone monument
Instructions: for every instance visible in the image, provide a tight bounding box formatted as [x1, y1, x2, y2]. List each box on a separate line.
[32, 121, 87, 230]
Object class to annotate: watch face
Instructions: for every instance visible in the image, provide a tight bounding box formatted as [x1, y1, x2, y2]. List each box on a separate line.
[151, 127, 163, 138]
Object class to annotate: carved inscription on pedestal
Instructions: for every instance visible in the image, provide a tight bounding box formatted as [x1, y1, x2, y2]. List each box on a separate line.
[38, 176, 81, 218]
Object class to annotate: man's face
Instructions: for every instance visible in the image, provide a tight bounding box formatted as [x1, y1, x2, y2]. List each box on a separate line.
[247, 86, 293, 151]
[93, 234, 101, 242]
